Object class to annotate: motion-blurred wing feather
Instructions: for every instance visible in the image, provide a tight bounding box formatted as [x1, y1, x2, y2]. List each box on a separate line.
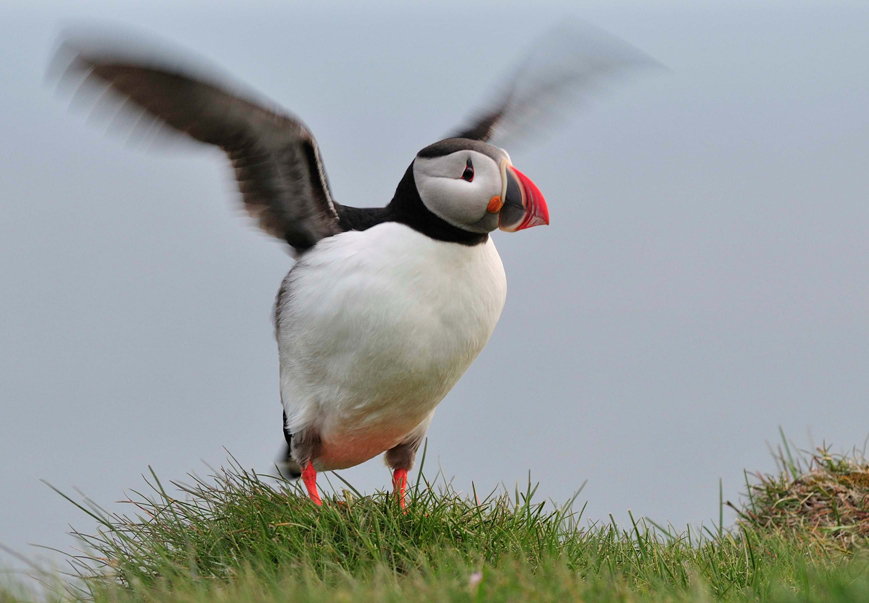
[58, 39, 341, 251]
[453, 23, 659, 147]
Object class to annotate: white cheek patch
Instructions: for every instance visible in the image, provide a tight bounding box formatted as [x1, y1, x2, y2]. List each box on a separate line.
[413, 151, 502, 231]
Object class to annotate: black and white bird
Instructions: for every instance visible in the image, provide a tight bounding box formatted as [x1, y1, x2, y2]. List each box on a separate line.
[56, 26, 649, 506]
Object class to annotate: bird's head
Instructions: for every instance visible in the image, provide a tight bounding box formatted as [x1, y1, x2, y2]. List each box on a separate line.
[412, 138, 549, 234]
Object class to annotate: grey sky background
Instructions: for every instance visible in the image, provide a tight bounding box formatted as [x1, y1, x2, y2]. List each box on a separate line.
[2, 0, 868, 576]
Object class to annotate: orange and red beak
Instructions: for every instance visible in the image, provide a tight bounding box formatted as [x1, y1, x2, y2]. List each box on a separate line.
[497, 160, 549, 232]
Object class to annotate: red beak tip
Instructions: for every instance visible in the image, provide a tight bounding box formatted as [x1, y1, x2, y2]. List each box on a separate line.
[510, 165, 549, 231]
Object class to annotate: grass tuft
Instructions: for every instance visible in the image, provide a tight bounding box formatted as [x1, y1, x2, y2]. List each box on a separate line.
[734, 440, 869, 550]
[58, 459, 589, 590]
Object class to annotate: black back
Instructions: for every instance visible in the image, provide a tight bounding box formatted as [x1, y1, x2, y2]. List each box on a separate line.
[335, 163, 488, 247]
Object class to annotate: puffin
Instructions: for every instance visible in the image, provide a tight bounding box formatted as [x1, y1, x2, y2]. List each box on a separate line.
[56, 27, 646, 507]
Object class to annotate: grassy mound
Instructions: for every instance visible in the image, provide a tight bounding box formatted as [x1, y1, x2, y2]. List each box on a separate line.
[735, 441, 869, 549]
[23, 453, 864, 602]
[4, 439, 869, 602]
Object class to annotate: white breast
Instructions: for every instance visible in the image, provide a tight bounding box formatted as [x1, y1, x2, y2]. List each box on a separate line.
[276, 222, 507, 470]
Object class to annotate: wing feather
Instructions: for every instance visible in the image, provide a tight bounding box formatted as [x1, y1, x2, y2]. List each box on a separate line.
[453, 23, 659, 146]
[58, 39, 342, 251]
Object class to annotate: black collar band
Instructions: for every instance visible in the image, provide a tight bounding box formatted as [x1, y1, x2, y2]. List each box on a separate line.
[335, 163, 489, 246]
[384, 164, 489, 246]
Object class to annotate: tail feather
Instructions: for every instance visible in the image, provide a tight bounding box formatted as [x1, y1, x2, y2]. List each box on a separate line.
[278, 410, 302, 480]
[277, 443, 302, 480]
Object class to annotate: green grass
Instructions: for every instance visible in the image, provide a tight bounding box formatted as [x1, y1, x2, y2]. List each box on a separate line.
[3, 441, 868, 602]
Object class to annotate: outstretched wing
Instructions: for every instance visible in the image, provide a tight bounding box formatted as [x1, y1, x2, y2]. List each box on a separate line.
[56, 37, 342, 252]
[453, 23, 659, 147]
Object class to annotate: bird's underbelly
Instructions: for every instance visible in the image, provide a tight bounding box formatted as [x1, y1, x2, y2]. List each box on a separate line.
[276, 223, 507, 470]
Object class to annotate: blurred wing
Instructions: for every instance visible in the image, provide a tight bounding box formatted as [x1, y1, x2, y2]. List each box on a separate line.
[453, 23, 659, 147]
[57, 37, 342, 252]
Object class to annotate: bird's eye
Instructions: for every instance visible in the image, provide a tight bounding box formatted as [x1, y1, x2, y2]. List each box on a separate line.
[461, 159, 474, 182]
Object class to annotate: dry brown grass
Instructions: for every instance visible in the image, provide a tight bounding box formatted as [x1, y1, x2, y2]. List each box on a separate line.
[733, 440, 869, 549]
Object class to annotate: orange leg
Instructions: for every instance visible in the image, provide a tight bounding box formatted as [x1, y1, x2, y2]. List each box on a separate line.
[301, 463, 322, 506]
[392, 468, 408, 509]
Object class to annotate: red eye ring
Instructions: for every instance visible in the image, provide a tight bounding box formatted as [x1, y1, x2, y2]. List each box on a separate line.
[462, 159, 474, 182]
